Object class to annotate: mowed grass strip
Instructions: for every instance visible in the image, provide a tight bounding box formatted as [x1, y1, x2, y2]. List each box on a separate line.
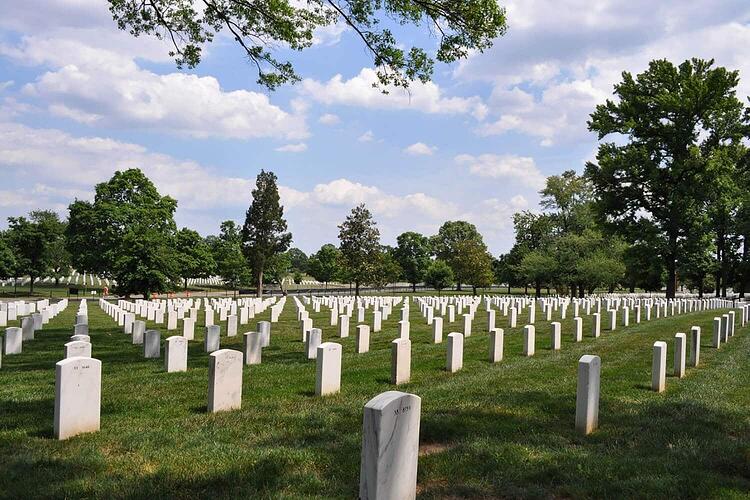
[0, 299, 748, 498]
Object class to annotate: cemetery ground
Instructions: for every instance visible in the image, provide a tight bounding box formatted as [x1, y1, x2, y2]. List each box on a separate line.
[2, 300, 750, 498]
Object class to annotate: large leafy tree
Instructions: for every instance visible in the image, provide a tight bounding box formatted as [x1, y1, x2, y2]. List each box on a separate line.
[175, 227, 216, 290]
[431, 220, 483, 290]
[242, 170, 292, 298]
[67, 168, 179, 297]
[286, 248, 309, 274]
[0, 232, 16, 280]
[7, 210, 66, 293]
[307, 243, 342, 288]
[393, 231, 431, 292]
[209, 220, 252, 290]
[424, 259, 453, 295]
[338, 203, 380, 296]
[586, 58, 746, 298]
[108, 0, 507, 91]
[370, 247, 402, 290]
[452, 238, 493, 295]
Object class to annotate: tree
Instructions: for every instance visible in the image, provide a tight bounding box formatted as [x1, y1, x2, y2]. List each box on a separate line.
[6, 210, 66, 294]
[431, 220, 484, 290]
[286, 247, 309, 274]
[452, 239, 494, 295]
[264, 252, 292, 294]
[308, 243, 342, 288]
[338, 204, 380, 296]
[242, 170, 292, 298]
[424, 259, 454, 294]
[0, 232, 18, 281]
[67, 169, 179, 297]
[108, 0, 507, 91]
[393, 231, 431, 292]
[516, 250, 555, 298]
[371, 248, 402, 290]
[175, 228, 216, 290]
[209, 221, 252, 290]
[586, 58, 746, 298]
[47, 237, 71, 287]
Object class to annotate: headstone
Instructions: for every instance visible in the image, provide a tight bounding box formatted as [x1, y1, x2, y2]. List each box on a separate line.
[398, 320, 410, 340]
[674, 333, 686, 378]
[315, 342, 342, 396]
[591, 313, 601, 338]
[4, 327, 22, 354]
[573, 317, 583, 342]
[523, 325, 535, 357]
[132, 320, 146, 345]
[70, 334, 90, 343]
[550, 322, 561, 351]
[164, 336, 188, 372]
[652, 341, 667, 393]
[575, 354, 600, 435]
[608, 309, 616, 330]
[144, 330, 161, 358]
[356, 325, 370, 354]
[182, 317, 195, 340]
[446, 332, 463, 373]
[463, 314, 472, 337]
[432, 317, 443, 344]
[205, 325, 220, 353]
[489, 328, 504, 363]
[21, 316, 34, 341]
[306, 328, 322, 359]
[487, 309, 496, 332]
[258, 321, 271, 347]
[208, 349, 243, 412]
[622, 306, 629, 327]
[359, 391, 421, 500]
[64, 340, 91, 358]
[54, 357, 101, 440]
[690, 326, 700, 367]
[243, 331, 263, 365]
[373, 311, 382, 332]
[227, 314, 238, 337]
[391, 338, 411, 385]
[712, 317, 721, 348]
[339, 315, 350, 338]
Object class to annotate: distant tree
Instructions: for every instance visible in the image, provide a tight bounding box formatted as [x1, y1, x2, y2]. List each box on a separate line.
[0, 232, 17, 280]
[338, 204, 380, 296]
[264, 252, 292, 295]
[371, 248, 402, 289]
[47, 237, 72, 287]
[623, 242, 665, 293]
[452, 239, 494, 295]
[175, 228, 216, 290]
[493, 254, 514, 294]
[67, 168, 179, 297]
[393, 231, 432, 292]
[587, 58, 746, 298]
[293, 270, 304, 285]
[7, 210, 66, 293]
[308, 243, 342, 289]
[210, 220, 252, 290]
[431, 220, 483, 290]
[424, 259, 454, 295]
[242, 170, 292, 298]
[286, 247, 309, 273]
[516, 250, 555, 298]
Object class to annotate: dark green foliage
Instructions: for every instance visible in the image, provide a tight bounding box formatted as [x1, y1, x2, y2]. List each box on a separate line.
[424, 259, 454, 293]
[307, 243, 342, 287]
[338, 204, 380, 295]
[6, 210, 67, 293]
[393, 231, 431, 291]
[175, 228, 216, 289]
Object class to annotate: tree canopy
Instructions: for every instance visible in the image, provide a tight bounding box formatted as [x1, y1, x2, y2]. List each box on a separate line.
[338, 203, 380, 296]
[107, 0, 507, 91]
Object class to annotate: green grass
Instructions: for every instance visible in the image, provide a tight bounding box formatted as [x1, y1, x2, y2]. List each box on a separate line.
[1, 300, 749, 498]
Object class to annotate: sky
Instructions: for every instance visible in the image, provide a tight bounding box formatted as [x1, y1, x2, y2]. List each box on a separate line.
[1, 0, 750, 255]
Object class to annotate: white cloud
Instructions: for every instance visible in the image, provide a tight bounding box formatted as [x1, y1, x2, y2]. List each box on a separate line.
[403, 142, 436, 156]
[455, 154, 546, 188]
[3, 36, 308, 140]
[318, 113, 340, 125]
[300, 68, 487, 119]
[358, 130, 375, 142]
[275, 143, 308, 153]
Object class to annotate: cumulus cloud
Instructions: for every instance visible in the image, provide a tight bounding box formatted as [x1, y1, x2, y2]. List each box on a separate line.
[403, 142, 436, 156]
[318, 113, 340, 125]
[300, 68, 488, 119]
[455, 154, 546, 188]
[3, 36, 308, 140]
[358, 130, 376, 142]
[275, 143, 308, 153]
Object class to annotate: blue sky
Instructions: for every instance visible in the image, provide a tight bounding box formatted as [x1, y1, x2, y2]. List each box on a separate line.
[1, 0, 749, 255]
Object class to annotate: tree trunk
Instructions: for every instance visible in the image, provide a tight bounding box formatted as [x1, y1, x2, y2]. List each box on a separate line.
[570, 283, 577, 298]
[256, 268, 264, 298]
[524, 285, 528, 295]
[29, 274, 35, 294]
[740, 234, 749, 298]
[507, 284, 511, 294]
[535, 281, 541, 298]
[579, 285, 585, 299]
[472, 285, 477, 296]
[184, 277, 188, 291]
[698, 277, 704, 298]
[666, 257, 677, 299]
[355, 280, 360, 297]
[412, 283, 416, 293]
[55, 277, 60, 287]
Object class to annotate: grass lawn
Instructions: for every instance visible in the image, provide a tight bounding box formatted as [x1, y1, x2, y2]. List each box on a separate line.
[1, 299, 749, 498]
